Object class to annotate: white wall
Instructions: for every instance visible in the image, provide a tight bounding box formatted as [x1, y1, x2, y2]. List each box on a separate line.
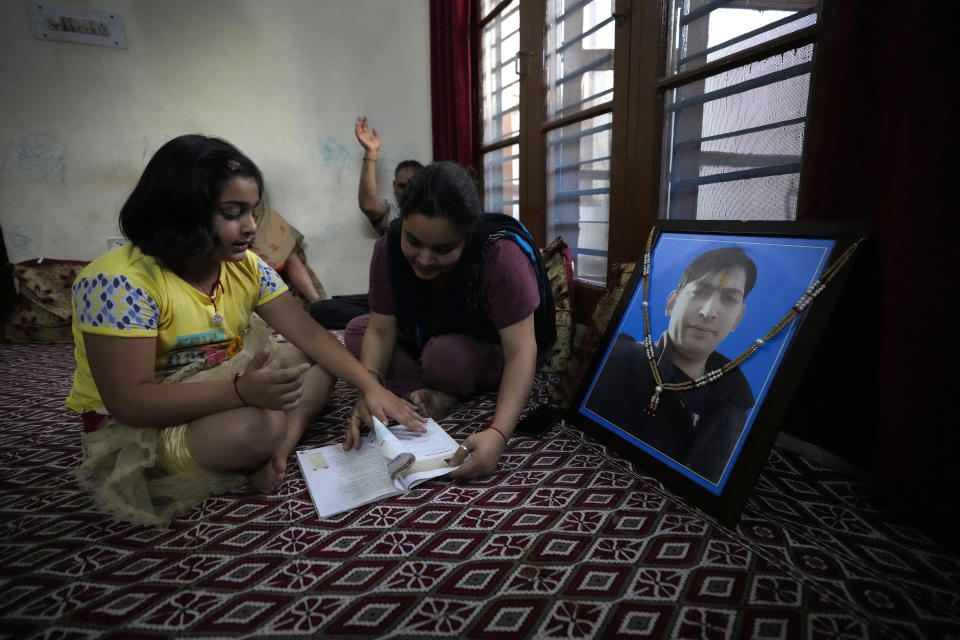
[0, 0, 432, 295]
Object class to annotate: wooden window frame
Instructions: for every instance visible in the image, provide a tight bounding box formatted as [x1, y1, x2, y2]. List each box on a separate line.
[473, 0, 824, 323]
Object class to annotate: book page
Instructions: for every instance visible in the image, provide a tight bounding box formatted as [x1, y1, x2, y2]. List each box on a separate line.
[296, 418, 461, 519]
[377, 418, 460, 490]
[296, 443, 401, 518]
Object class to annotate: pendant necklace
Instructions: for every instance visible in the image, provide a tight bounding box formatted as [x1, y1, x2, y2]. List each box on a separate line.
[206, 280, 225, 325]
[638, 228, 866, 415]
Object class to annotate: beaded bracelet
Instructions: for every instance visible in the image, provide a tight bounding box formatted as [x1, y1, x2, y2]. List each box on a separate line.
[485, 423, 508, 446]
[233, 373, 249, 407]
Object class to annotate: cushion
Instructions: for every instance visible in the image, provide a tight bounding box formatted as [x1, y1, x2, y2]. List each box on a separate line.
[550, 261, 636, 408]
[250, 208, 326, 310]
[251, 208, 303, 271]
[4, 258, 88, 343]
[537, 236, 575, 373]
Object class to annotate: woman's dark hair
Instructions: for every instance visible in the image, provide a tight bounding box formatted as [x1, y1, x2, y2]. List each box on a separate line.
[398, 161, 481, 236]
[119, 134, 264, 260]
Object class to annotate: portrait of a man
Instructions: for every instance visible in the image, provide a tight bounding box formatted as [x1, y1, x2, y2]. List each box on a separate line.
[584, 246, 758, 483]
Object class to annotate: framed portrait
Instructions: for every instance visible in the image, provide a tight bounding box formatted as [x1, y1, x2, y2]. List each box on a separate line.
[567, 220, 870, 525]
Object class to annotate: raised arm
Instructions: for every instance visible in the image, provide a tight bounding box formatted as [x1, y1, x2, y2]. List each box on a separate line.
[356, 116, 390, 234]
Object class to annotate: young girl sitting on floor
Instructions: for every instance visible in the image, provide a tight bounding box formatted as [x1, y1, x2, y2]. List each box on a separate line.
[67, 134, 423, 527]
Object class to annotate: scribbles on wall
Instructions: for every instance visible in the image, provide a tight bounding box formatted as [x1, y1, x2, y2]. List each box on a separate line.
[7, 226, 34, 251]
[11, 133, 68, 184]
[7, 222, 64, 256]
[311, 135, 352, 184]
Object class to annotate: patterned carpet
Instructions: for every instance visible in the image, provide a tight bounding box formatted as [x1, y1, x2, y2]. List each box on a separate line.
[1, 341, 959, 639]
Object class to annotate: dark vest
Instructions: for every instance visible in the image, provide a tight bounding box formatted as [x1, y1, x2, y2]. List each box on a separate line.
[386, 213, 556, 361]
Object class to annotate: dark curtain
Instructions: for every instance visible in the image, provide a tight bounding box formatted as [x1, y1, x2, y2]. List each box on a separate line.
[429, 0, 474, 168]
[800, 0, 957, 546]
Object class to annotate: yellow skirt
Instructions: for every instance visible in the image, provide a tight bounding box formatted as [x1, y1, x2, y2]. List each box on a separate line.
[74, 316, 280, 528]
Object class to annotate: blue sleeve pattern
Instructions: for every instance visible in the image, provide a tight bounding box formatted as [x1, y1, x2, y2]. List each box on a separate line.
[73, 273, 160, 331]
[257, 259, 287, 302]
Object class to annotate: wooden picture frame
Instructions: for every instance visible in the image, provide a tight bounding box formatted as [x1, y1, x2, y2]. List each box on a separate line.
[566, 220, 870, 525]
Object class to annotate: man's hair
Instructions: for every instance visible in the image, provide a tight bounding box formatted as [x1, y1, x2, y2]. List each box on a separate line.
[395, 159, 424, 178]
[677, 247, 758, 298]
[119, 134, 264, 261]
[399, 161, 481, 235]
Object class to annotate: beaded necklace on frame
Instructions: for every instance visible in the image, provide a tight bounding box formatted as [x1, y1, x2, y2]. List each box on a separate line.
[638, 228, 867, 415]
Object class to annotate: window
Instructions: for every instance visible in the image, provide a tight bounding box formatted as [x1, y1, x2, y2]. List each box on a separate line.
[545, 112, 612, 284]
[660, 2, 818, 221]
[479, 0, 521, 218]
[474, 0, 822, 306]
[543, 0, 617, 285]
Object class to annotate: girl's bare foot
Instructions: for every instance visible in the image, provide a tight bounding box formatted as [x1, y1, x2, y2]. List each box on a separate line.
[250, 454, 287, 493]
[410, 388, 459, 419]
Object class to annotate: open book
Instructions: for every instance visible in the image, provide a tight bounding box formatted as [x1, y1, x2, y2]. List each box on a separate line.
[296, 417, 460, 518]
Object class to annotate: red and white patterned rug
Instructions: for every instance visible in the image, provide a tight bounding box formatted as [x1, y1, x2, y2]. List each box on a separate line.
[1, 342, 958, 638]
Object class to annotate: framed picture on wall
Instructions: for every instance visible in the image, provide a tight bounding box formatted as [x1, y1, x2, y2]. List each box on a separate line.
[566, 220, 870, 525]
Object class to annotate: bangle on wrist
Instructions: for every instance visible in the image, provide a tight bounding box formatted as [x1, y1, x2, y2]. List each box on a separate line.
[233, 373, 249, 406]
[363, 156, 377, 162]
[485, 423, 508, 446]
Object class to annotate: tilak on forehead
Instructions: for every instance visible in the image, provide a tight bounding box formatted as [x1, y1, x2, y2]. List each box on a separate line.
[718, 273, 730, 288]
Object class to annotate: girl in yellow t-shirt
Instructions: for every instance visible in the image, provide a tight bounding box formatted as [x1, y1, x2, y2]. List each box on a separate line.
[67, 134, 424, 527]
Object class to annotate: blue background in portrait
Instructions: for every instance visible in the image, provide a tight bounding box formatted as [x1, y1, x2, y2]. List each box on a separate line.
[579, 232, 836, 493]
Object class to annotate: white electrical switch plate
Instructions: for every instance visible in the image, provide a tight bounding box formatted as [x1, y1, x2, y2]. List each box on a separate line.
[29, 2, 128, 48]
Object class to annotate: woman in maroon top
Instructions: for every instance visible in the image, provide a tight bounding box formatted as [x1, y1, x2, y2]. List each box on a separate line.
[343, 161, 556, 479]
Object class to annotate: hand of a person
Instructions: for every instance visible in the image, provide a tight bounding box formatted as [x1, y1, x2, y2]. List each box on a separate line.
[363, 386, 425, 433]
[343, 388, 425, 451]
[343, 399, 372, 451]
[236, 347, 311, 411]
[355, 116, 381, 154]
[447, 429, 505, 480]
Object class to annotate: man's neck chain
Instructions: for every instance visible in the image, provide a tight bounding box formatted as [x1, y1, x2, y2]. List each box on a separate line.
[639, 228, 865, 415]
